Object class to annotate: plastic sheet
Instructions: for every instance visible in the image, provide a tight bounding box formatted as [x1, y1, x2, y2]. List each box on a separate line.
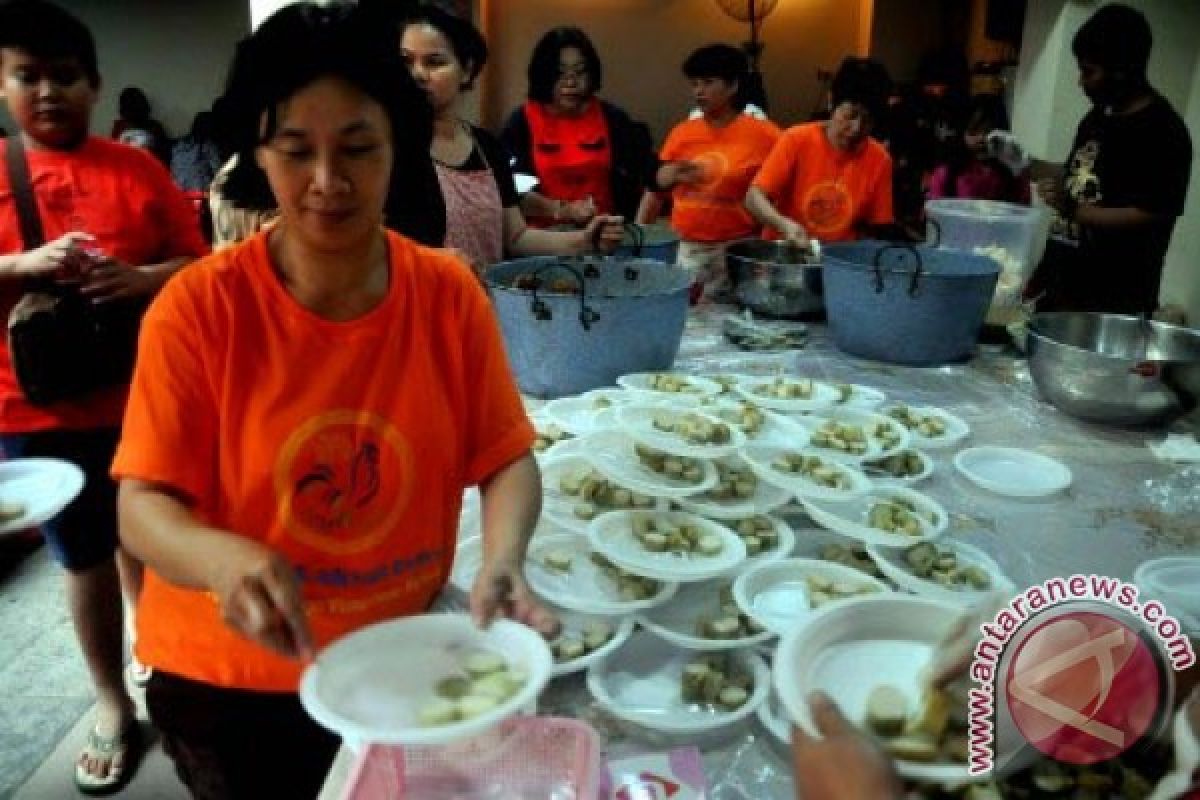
[473, 306, 1200, 799]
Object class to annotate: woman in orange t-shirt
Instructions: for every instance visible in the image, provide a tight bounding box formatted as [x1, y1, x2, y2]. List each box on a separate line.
[747, 58, 896, 246]
[646, 44, 780, 302]
[111, 6, 556, 797]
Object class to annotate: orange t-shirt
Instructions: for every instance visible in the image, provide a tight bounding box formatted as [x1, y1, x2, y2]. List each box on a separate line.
[0, 137, 209, 433]
[111, 231, 534, 691]
[660, 114, 781, 243]
[751, 122, 893, 242]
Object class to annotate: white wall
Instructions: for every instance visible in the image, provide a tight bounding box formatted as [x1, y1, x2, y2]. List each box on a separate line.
[1012, 0, 1200, 321]
[0, 0, 249, 140]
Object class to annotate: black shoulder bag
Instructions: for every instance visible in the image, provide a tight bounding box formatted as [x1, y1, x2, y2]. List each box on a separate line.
[5, 137, 147, 406]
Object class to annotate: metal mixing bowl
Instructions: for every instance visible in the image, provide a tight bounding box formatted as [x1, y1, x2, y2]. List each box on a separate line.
[725, 239, 823, 320]
[1027, 312, 1200, 426]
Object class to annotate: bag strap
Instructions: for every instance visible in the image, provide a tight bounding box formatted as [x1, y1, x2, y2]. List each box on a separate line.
[4, 136, 47, 250]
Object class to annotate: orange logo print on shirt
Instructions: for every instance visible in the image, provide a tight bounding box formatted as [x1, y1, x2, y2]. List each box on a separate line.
[801, 180, 854, 236]
[275, 410, 415, 556]
[690, 150, 729, 191]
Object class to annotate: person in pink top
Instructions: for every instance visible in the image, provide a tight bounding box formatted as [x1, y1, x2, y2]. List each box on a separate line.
[929, 94, 1030, 205]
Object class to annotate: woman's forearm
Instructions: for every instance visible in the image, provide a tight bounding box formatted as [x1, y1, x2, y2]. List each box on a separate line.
[0, 253, 27, 280]
[519, 191, 562, 223]
[505, 207, 588, 257]
[745, 187, 790, 231]
[118, 479, 256, 592]
[478, 453, 542, 567]
[1074, 205, 1159, 230]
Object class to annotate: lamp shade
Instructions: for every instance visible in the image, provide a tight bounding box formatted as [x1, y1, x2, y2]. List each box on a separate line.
[714, 0, 780, 23]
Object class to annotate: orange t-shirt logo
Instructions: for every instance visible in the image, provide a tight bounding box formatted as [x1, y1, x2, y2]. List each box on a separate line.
[802, 179, 854, 236]
[275, 410, 415, 556]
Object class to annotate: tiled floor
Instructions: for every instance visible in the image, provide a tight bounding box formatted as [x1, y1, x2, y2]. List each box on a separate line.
[0, 536, 186, 800]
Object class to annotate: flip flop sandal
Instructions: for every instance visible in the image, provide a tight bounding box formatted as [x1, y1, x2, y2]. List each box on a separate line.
[74, 723, 141, 796]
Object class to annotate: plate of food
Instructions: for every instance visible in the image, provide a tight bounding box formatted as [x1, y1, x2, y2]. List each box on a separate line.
[615, 404, 746, 459]
[0, 458, 86, 537]
[732, 558, 890, 636]
[862, 449, 934, 485]
[673, 459, 791, 520]
[829, 383, 887, 411]
[587, 633, 769, 735]
[792, 409, 910, 463]
[733, 376, 841, 413]
[588, 510, 747, 582]
[542, 389, 635, 436]
[883, 405, 970, 450]
[585, 430, 718, 499]
[867, 539, 1015, 606]
[638, 580, 774, 651]
[540, 454, 663, 534]
[774, 595, 971, 783]
[801, 486, 949, 548]
[548, 610, 636, 677]
[299, 614, 552, 746]
[616, 372, 723, 398]
[740, 444, 872, 502]
[526, 533, 678, 615]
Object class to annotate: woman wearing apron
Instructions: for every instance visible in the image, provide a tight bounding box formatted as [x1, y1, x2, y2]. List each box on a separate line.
[399, 7, 623, 274]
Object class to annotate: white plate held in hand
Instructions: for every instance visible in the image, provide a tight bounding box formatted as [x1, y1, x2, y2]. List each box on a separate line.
[953, 446, 1071, 497]
[0, 458, 85, 537]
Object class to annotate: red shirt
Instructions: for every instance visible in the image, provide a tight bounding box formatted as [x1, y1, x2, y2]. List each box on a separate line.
[0, 137, 208, 433]
[525, 99, 614, 219]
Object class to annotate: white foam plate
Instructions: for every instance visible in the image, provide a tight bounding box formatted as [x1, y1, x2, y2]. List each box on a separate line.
[774, 595, 969, 784]
[733, 376, 841, 413]
[588, 510, 747, 583]
[637, 579, 776, 652]
[953, 446, 1072, 497]
[801, 486, 949, 548]
[830, 384, 887, 411]
[882, 405, 970, 450]
[530, 410, 575, 461]
[695, 400, 812, 450]
[866, 539, 1015, 607]
[542, 389, 635, 436]
[792, 408, 911, 463]
[583, 430, 718, 499]
[717, 514, 797, 572]
[526, 533, 678, 615]
[1134, 557, 1200, 635]
[673, 458, 792, 520]
[587, 632, 770, 735]
[862, 449, 935, 486]
[299, 614, 552, 746]
[616, 372, 723, 398]
[0, 458, 86, 537]
[539, 453, 666, 535]
[732, 558, 890, 636]
[740, 444, 872, 502]
[616, 404, 747, 459]
[549, 609, 636, 677]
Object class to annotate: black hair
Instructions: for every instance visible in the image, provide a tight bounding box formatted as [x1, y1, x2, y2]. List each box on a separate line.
[1072, 3, 1152, 77]
[831, 57, 892, 121]
[939, 94, 1021, 200]
[964, 93, 1009, 134]
[118, 87, 150, 123]
[215, 3, 433, 212]
[401, 4, 488, 90]
[0, 0, 99, 87]
[526, 27, 602, 104]
[683, 44, 749, 111]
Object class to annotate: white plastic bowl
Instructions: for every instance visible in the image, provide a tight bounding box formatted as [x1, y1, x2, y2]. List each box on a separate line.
[801, 486, 949, 548]
[299, 614, 552, 747]
[617, 372, 724, 398]
[525, 533, 678, 615]
[866, 539, 1015, 606]
[548, 609, 636, 678]
[773, 595, 967, 784]
[953, 446, 1072, 497]
[740, 444, 872, 502]
[0, 458, 85, 537]
[732, 557, 890, 636]
[588, 510, 747, 583]
[756, 689, 792, 745]
[637, 580, 776, 652]
[881, 404, 970, 450]
[1134, 557, 1200, 634]
[616, 403, 747, 459]
[586, 631, 769, 735]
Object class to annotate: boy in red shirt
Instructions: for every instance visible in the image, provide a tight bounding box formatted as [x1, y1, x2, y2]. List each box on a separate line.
[0, 0, 206, 792]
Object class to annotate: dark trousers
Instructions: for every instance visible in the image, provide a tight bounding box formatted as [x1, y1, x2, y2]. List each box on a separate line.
[147, 670, 340, 800]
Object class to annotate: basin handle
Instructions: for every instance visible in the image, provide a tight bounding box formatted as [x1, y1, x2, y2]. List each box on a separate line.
[871, 243, 925, 297]
[623, 222, 646, 257]
[526, 263, 600, 331]
[924, 218, 943, 248]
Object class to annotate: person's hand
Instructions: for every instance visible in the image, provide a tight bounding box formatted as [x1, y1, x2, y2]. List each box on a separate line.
[1036, 178, 1066, 215]
[80, 261, 163, 302]
[562, 196, 598, 226]
[208, 537, 313, 660]
[470, 555, 560, 637]
[582, 214, 625, 253]
[778, 218, 810, 249]
[663, 160, 706, 188]
[12, 232, 97, 278]
[791, 691, 903, 800]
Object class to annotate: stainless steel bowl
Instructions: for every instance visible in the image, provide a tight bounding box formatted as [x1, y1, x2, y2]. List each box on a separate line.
[1027, 312, 1200, 426]
[725, 239, 823, 320]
